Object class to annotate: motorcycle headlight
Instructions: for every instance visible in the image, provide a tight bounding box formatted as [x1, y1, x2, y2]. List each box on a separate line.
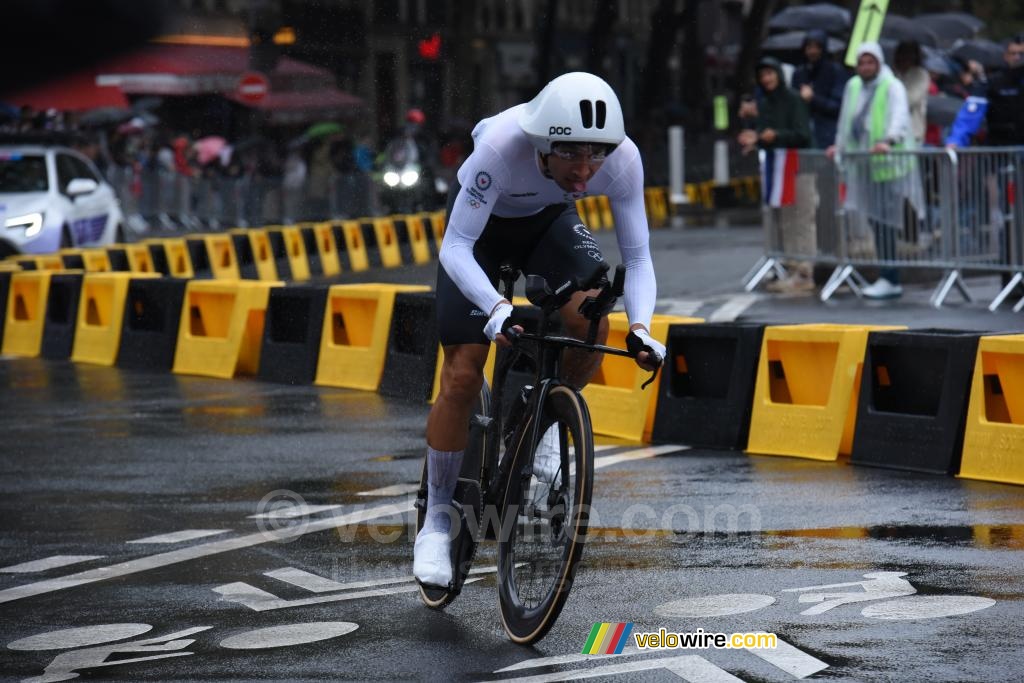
[383, 171, 400, 187]
[5, 212, 44, 238]
[400, 170, 419, 187]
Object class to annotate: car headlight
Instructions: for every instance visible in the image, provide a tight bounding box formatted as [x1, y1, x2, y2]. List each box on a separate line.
[5, 212, 44, 238]
[383, 171, 400, 187]
[400, 170, 419, 187]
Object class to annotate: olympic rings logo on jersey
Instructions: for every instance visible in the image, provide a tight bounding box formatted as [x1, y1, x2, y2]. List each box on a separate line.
[467, 197, 481, 209]
[475, 171, 492, 191]
[587, 250, 604, 262]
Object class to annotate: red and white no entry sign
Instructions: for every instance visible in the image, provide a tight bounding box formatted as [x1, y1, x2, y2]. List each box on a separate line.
[237, 72, 270, 104]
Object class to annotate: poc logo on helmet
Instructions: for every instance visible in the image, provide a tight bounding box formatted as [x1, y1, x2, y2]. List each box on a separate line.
[549, 126, 572, 135]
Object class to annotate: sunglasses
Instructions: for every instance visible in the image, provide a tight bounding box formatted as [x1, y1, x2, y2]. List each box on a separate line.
[551, 146, 609, 163]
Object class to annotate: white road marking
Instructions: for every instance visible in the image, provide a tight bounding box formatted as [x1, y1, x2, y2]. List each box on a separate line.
[707, 294, 759, 322]
[220, 565, 500, 612]
[485, 655, 743, 683]
[496, 647, 643, 672]
[0, 555, 105, 573]
[0, 500, 414, 606]
[746, 637, 829, 679]
[218, 622, 359, 649]
[246, 504, 342, 519]
[860, 595, 996, 620]
[127, 529, 230, 544]
[655, 593, 777, 618]
[7, 623, 154, 651]
[356, 483, 420, 497]
[0, 444, 681, 606]
[657, 298, 706, 318]
[214, 576, 486, 611]
[593, 445, 689, 470]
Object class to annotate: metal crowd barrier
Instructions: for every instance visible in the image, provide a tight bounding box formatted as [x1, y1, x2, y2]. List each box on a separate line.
[745, 146, 1024, 311]
[105, 166, 378, 232]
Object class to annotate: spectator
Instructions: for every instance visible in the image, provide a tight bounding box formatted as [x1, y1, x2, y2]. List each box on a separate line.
[946, 35, 1024, 148]
[738, 56, 815, 293]
[828, 42, 917, 300]
[894, 41, 930, 145]
[791, 29, 849, 149]
[943, 59, 987, 100]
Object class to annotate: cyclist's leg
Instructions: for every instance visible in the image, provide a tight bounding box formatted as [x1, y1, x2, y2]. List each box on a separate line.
[524, 206, 609, 389]
[415, 240, 495, 586]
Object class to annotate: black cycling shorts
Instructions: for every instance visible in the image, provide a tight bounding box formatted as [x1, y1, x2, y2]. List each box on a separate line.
[437, 182, 606, 346]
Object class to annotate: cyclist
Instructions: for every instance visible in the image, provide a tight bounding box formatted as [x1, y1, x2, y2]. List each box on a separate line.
[414, 72, 664, 587]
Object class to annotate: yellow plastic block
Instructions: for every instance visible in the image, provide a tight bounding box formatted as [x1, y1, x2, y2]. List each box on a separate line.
[597, 195, 614, 229]
[747, 323, 904, 461]
[338, 220, 370, 272]
[71, 272, 159, 366]
[0, 262, 21, 272]
[401, 215, 432, 265]
[315, 284, 431, 390]
[959, 334, 1024, 485]
[80, 248, 113, 273]
[312, 222, 343, 276]
[229, 229, 277, 281]
[145, 238, 194, 278]
[424, 210, 446, 253]
[279, 226, 312, 281]
[37, 255, 65, 271]
[372, 218, 403, 268]
[172, 280, 282, 379]
[583, 313, 703, 443]
[2, 271, 54, 357]
[123, 244, 157, 274]
[188, 235, 240, 280]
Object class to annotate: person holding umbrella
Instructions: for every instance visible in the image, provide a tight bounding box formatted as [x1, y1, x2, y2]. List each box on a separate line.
[791, 29, 849, 149]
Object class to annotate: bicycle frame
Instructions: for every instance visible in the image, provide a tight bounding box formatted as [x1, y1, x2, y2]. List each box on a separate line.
[477, 267, 639, 507]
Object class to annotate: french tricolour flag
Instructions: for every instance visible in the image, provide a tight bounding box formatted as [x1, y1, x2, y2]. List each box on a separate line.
[761, 148, 799, 208]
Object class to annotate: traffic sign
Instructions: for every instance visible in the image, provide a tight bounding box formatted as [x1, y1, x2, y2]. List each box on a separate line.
[237, 71, 270, 104]
[845, 0, 890, 67]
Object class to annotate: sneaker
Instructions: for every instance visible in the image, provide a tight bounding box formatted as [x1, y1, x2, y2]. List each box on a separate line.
[413, 531, 452, 587]
[861, 277, 903, 300]
[533, 425, 562, 486]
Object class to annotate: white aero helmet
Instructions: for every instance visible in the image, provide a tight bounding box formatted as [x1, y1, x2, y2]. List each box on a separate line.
[518, 72, 625, 154]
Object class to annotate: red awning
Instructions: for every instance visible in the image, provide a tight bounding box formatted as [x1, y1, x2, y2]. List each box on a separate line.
[2, 67, 129, 111]
[96, 44, 332, 95]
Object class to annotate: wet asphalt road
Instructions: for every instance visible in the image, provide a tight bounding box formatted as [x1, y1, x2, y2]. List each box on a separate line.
[1, 223, 1023, 682]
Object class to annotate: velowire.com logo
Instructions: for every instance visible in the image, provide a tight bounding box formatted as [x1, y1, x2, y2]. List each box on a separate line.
[581, 622, 634, 655]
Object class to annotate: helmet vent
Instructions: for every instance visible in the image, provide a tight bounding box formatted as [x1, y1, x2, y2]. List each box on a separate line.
[595, 100, 607, 129]
[579, 100, 594, 128]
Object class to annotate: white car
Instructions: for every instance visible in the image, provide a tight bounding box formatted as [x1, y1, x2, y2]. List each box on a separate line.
[0, 144, 125, 257]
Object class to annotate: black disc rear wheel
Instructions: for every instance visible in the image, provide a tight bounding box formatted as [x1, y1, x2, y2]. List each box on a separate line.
[497, 384, 593, 644]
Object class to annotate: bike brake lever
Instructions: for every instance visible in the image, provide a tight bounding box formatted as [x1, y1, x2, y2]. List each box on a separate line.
[640, 362, 661, 391]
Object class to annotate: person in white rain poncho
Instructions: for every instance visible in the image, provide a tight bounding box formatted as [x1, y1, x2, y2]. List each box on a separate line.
[827, 42, 925, 300]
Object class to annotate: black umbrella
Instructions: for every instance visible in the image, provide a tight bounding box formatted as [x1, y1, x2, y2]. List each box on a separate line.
[767, 3, 851, 36]
[879, 39, 954, 77]
[951, 38, 1005, 70]
[881, 14, 939, 48]
[77, 106, 133, 128]
[927, 94, 966, 127]
[761, 30, 845, 64]
[917, 12, 984, 47]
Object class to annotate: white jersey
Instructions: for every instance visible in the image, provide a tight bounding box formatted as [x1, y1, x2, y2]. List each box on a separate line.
[439, 104, 657, 329]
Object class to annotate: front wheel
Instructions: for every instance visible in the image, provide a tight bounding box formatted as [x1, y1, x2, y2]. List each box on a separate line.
[497, 384, 594, 644]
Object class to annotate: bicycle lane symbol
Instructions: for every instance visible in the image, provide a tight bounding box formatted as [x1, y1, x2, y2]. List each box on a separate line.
[7, 622, 360, 683]
[655, 571, 997, 620]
